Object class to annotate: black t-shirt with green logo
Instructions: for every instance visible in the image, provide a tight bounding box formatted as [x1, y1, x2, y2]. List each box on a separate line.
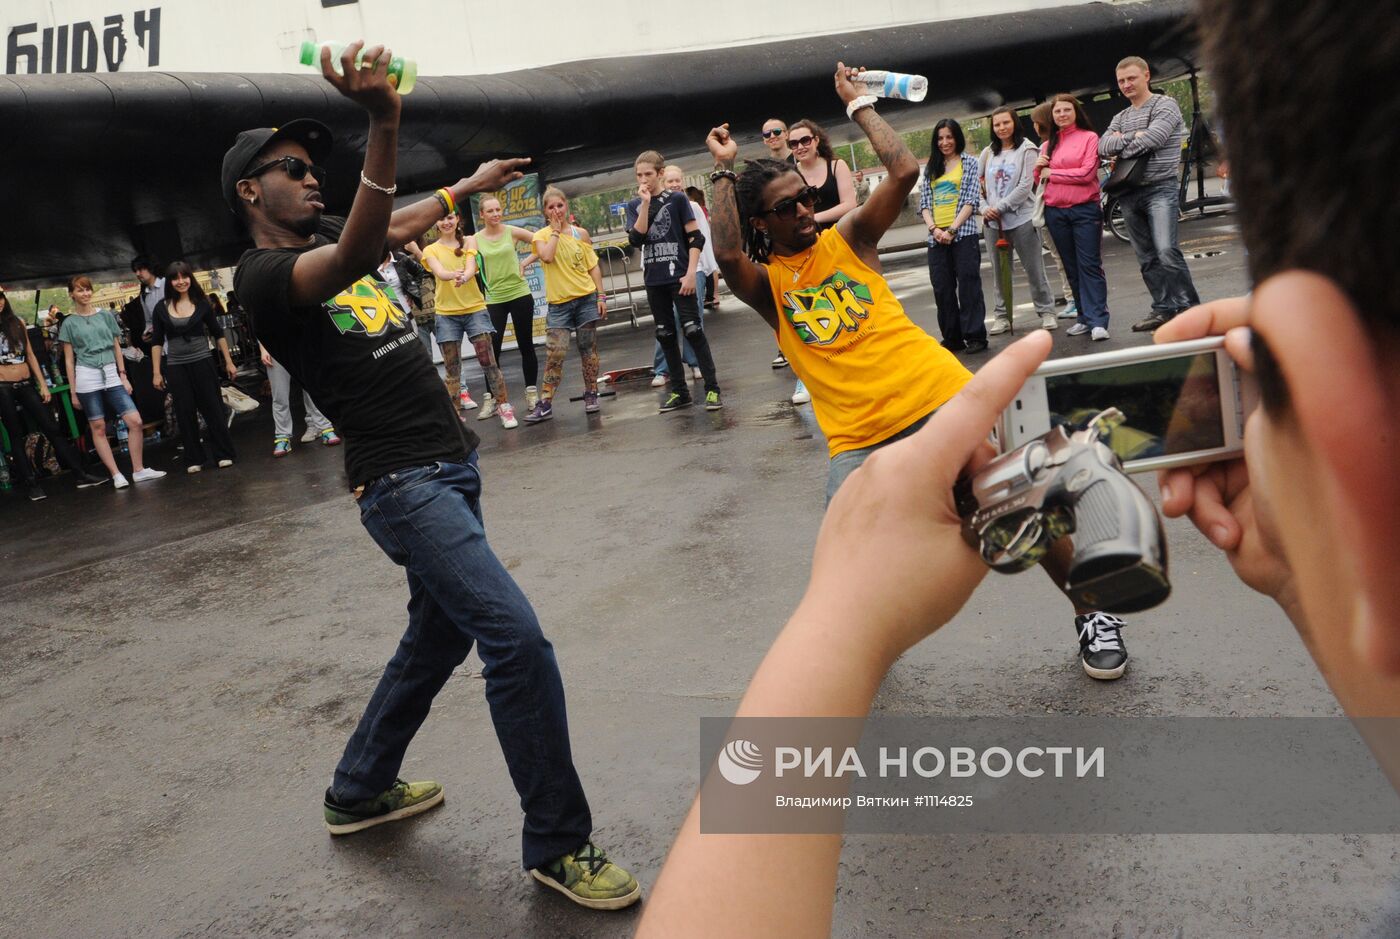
[235, 216, 478, 487]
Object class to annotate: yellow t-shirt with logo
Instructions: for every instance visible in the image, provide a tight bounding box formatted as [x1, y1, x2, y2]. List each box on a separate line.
[531, 227, 599, 304]
[422, 239, 486, 315]
[932, 160, 962, 229]
[767, 227, 972, 456]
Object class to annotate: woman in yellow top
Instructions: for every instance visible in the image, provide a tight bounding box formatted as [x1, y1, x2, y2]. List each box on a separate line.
[918, 118, 989, 354]
[421, 213, 518, 429]
[522, 187, 608, 423]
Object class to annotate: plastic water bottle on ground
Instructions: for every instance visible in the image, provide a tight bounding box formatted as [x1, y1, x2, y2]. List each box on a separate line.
[858, 70, 928, 103]
[299, 41, 417, 95]
[116, 418, 129, 454]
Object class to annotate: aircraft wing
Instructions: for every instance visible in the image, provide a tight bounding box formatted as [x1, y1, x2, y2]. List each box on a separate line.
[0, 0, 1194, 286]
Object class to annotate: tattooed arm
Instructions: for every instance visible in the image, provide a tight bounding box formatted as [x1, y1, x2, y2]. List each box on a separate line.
[705, 124, 779, 329]
[834, 65, 921, 269]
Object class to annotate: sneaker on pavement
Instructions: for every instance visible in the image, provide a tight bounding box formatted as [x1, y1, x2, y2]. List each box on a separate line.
[132, 467, 167, 482]
[112, 473, 130, 490]
[524, 400, 554, 423]
[650, 373, 668, 387]
[478, 393, 497, 420]
[988, 317, 1011, 336]
[1131, 313, 1171, 332]
[186, 464, 202, 474]
[525, 385, 540, 410]
[771, 353, 789, 369]
[659, 391, 692, 413]
[1091, 326, 1110, 341]
[1058, 302, 1080, 319]
[217, 459, 234, 468]
[530, 841, 641, 911]
[75, 471, 110, 488]
[1066, 323, 1090, 337]
[498, 402, 519, 429]
[319, 428, 342, 447]
[583, 391, 601, 413]
[460, 390, 478, 410]
[300, 427, 319, 443]
[1076, 612, 1128, 680]
[705, 390, 723, 411]
[690, 366, 703, 381]
[1041, 313, 1058, 330]
[963, 339, 989, 354]
[791, 379, 811, 405]
[273, 436, 292, 458]
[323, 778, 445, 835]
[26, 483, 46, 502]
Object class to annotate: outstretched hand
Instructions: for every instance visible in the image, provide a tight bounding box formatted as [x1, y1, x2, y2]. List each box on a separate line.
[706, 124, 738, 167]
[321, 40, 401, 120]
[834, 62, 866, 105]
[804, 330, 1054, 660]
[459, 158, 532, 197]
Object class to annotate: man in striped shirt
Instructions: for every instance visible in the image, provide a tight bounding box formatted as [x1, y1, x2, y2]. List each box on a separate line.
[1099, 56, 1201, 332]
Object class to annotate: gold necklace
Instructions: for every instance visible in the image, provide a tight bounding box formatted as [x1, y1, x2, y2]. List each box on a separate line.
[773, 246, 816, 283]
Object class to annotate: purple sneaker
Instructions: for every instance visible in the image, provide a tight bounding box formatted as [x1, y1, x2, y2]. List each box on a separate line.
[583, 391, 600, 413]
[524, 400, 553, 423]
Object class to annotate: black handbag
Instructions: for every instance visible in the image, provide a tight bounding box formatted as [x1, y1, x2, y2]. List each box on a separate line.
[1102, 98, 1161, 194]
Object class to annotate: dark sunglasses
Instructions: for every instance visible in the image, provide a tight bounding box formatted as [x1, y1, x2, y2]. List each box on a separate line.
[788, 134, 816, 149]
[242, 155, 326, 186]
[762, 186, 819, 220]
[761, 128, 786, 139]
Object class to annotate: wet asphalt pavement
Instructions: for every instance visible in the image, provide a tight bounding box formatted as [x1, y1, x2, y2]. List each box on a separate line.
[3, 213, 1396, 938]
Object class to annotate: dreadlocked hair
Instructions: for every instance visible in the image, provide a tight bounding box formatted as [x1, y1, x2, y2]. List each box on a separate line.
[735, 158, 804, 263]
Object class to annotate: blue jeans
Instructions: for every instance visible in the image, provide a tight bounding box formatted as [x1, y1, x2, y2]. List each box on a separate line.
[546, 293, 602, 330]
[825, 412, 934, 505]
[1045, 201, 1110, 328]
[335, 454, 592, 869]
[653, 270, 707, 374]
[76, 383, 138, 420]
[1117, 178, 1200, 315]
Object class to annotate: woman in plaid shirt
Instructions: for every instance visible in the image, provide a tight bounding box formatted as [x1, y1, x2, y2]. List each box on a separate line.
[920, 119, 988, 353]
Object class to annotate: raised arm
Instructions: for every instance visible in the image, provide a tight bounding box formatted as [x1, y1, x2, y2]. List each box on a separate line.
[533, 229, 560, 264]
[834, 63, 921, 264]
[509, 225, 535, 244]
[704, 123, 779, 329]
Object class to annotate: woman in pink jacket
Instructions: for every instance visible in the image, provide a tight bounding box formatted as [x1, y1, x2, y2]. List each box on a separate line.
[1036, 94, 1111, 340]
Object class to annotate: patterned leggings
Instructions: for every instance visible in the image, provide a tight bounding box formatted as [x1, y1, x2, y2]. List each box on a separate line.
[540, 324, 599, 402]
[441, 335, 509, 404]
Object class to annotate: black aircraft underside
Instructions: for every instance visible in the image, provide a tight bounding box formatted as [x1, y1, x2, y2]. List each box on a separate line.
[0, 0, 1193, 287]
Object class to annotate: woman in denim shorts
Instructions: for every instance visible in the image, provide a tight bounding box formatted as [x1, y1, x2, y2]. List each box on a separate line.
[57, 275, 166, 489]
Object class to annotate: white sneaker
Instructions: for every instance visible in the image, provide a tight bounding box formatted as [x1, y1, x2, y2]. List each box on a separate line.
[112, 473, 130, 489]
[217, 459, 234, 468]
[300, 427, 319, 443]
[460, 390, 478, 410]
[1041, 313, 1058, 330]
[478, 393, 496, 420]
[791, 379, 811, 405]
[691, 366, 703, 381]
[1066, 323, 1090, 336]
[988, 317, 1011, 336]
[525, 385, 539, 410]
[1091, 327, 1110, 341]
[1058, 302, 1080, 319]
[186, 464, 202, 474]
[650, 373, 667, 387]
[498, 402, 519, 429]
[132, 467, 167, 481]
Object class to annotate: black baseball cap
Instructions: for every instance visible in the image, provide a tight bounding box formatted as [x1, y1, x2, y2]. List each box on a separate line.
[220, 118, 333, 212]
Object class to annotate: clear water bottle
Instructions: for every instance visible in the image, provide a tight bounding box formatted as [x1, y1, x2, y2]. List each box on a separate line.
[299, 41, 417, 95]
[858, 70, 928, 103]
[116, 418, 130, 454]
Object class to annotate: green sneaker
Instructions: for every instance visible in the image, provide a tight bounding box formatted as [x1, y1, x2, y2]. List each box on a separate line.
[530, 841, 642, 910]
[322, 778, 445, 835]
[658, 391, 692, 413]
[705, 390, 723, 411]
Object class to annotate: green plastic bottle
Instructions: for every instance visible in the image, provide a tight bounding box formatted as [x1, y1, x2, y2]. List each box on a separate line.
[299, 40, 417, 96]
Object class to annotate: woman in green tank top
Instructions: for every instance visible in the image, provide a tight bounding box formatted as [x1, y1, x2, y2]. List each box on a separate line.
[477, 196, 542, 410]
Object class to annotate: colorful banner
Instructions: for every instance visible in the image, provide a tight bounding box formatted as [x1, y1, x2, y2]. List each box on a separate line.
[470, 174, 546, 351]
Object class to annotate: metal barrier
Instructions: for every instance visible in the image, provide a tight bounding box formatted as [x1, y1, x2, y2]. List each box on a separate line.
[594, 244, 641, 327]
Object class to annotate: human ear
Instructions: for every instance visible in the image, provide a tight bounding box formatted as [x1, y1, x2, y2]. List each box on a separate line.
[1255, 272, 1400, 674]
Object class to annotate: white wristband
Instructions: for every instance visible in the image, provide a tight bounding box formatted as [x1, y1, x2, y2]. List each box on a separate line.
[846, 95, 878, 121]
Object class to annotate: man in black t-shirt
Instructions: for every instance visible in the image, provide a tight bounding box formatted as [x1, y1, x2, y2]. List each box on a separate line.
[224, 41, 639, 911]
[625, 150, 723, 413]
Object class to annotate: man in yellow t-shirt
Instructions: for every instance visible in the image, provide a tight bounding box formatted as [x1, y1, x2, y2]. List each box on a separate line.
[703, 64, 1133, 682]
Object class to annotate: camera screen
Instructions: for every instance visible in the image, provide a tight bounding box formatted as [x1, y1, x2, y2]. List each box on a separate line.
[1045, 352, 1224, 462]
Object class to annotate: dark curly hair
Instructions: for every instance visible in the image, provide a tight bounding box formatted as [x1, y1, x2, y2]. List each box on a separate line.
[735, 158, 805, 263]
